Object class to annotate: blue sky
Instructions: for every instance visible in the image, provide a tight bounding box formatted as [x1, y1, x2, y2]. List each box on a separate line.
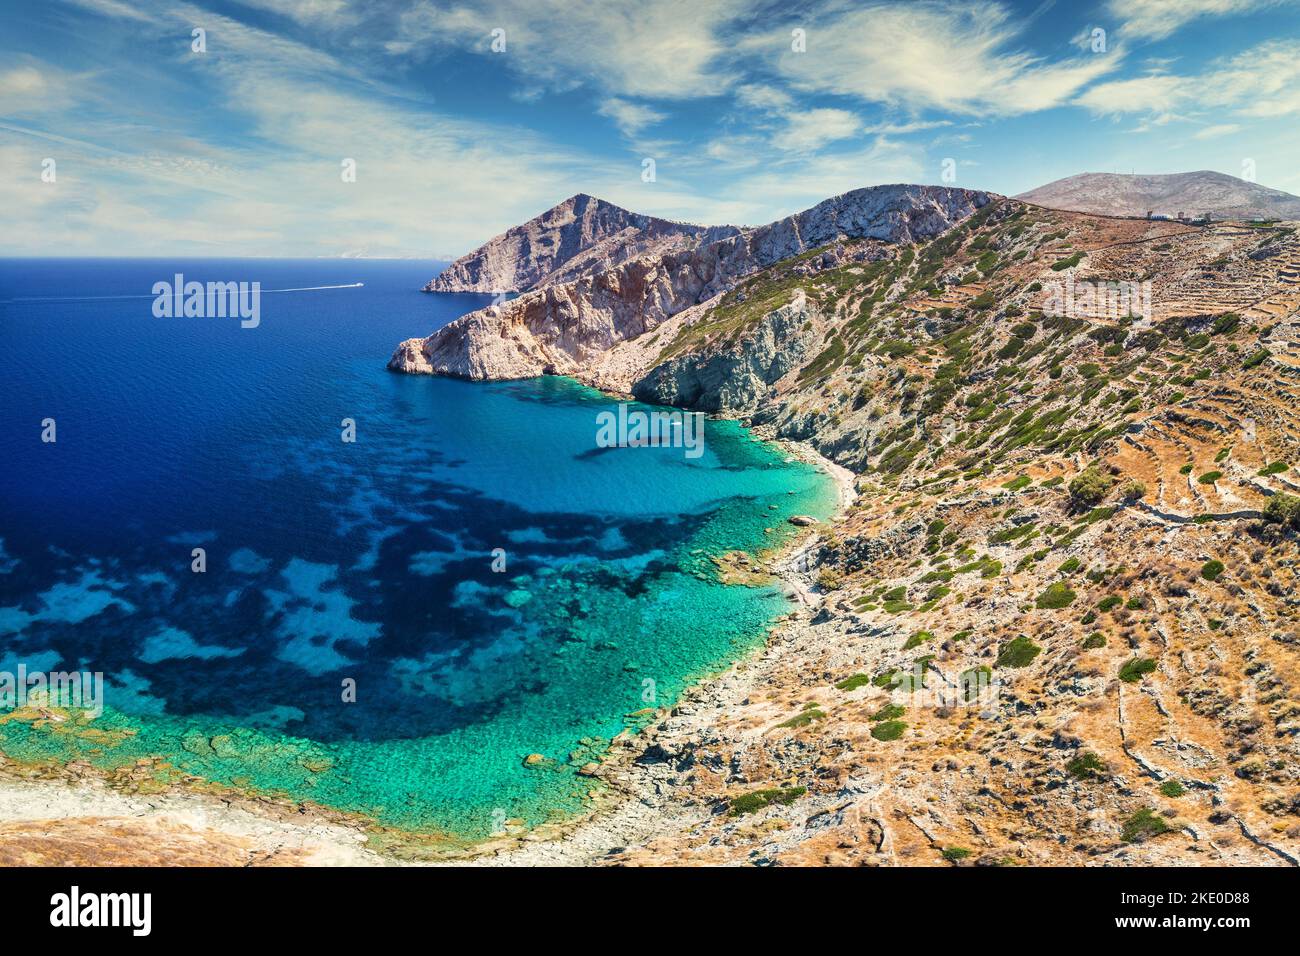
[2, 0, 1299, 257]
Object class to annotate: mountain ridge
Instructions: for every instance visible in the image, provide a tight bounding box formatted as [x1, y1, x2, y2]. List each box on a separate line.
[395, 184, 994, 381]
[1016, 170, 1300, 221]
[423, 192, 735, 294]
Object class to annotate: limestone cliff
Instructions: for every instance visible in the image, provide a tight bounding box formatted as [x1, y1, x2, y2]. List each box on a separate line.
[632, 298, 826, 414]
[393, 185, 993, 381]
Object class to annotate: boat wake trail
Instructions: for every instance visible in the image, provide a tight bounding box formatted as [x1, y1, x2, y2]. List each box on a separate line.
[5, 283, 365, 304]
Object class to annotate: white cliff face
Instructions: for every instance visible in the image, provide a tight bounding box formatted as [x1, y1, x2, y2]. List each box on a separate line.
[423, 193, 731, 294]
[392, 185, 994, 382]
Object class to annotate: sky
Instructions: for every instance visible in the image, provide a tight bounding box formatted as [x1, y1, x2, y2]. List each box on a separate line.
[2, 0, 1299, 257]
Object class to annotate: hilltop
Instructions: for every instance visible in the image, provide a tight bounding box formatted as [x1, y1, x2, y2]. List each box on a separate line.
[423, 193, 736, 294]
[1017, 171, 1300, 222]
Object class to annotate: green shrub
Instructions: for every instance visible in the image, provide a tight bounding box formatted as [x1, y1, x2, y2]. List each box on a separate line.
[777, 707, 826, 728]
[1122, 807, 1172, 843]
[903, 630, 933, 650]
[1159, 780, 1186, 798]
[871, 703, 906, 722]
[1200, 559, 1224, 581]
[1068, 466, 1113, 506]
[1082, 632, 1107, 649]
[1036, 581, 1077, 609]
[1242, 348, 1269, 369]
[1051, 251, 1084, 271]
[1197, 471, 1221, 485]
[1264, 493, 1300, 528]
[1118, 479, 1146, 501]
[1259, 461, 1289, 476]
[1066, 751, 1107, 780]
[729, 786, 807, 816]
[1119, 657, 1158, 683]
[1212, 313, 1240, 335]
[835, 673, 871, 691]
[995, 635, 1042, 668]
[941, 847, 973, 862]
[1002, 474, 1032, 491]
[1058, 557, 1081, 575]
[870, 720, 907, 741]
[1098, 595, 1122, 611]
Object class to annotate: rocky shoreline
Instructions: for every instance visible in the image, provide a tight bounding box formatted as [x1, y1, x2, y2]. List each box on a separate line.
[0, 440, 854, 867]
[450, 440, 857, 865]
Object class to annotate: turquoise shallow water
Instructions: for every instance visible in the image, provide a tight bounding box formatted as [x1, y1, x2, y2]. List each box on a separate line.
[0, 258, 836, 839]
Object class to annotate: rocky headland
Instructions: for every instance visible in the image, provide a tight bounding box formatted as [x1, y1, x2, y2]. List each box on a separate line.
[390, 181, 1300, 865]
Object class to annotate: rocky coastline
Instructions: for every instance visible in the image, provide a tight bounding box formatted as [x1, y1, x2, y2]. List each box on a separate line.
[0, 438, 856, 867]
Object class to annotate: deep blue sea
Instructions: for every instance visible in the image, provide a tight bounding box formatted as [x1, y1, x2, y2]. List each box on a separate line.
[0, 258, 834, 841]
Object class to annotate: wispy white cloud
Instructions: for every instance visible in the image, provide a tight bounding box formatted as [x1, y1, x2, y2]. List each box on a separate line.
[385, 0, 750, 98]
[757, 1, 1122, 116]
[233, 0, 358, 27]
[597, 97, 667, 138]
[1108, 0, 1294, 41]
[1077, 39, 1300, 119]
[1075, 74, 1183, 114]
[0, 0, 635, 256]
[60, 0, 154, 22]
[0, 60, 83, 116]
[1194, 123, 1242, 138]
[772, 108, 862, 153]
[733, 84, 794, 113]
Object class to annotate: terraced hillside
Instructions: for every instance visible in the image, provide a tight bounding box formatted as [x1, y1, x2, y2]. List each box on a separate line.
[399, 190, 1300, 866]
[605, 201, 1300, 866]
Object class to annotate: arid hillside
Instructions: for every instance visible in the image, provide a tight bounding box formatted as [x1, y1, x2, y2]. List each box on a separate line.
[400, 191, 1300, 866]
[574, 199, 1300, 865]
[1017, 171, 1300, 222]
